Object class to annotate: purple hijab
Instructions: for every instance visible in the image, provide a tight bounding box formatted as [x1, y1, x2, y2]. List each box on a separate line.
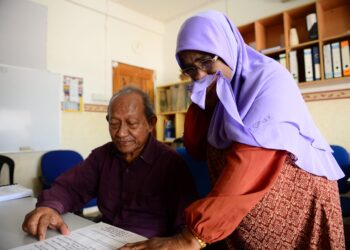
[176, 10, 343, 180]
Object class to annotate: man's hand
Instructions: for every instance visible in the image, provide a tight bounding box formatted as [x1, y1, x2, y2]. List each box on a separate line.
[22, 207, 70, 241]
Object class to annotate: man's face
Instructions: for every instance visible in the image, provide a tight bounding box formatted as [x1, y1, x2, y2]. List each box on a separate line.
[108, 92, 154, 163]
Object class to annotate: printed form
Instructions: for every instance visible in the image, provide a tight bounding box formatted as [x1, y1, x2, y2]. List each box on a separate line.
[12, 222, 147, 250]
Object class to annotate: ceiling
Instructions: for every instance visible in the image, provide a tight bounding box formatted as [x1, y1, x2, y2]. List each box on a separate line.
[111, 0, 295, 23]
[111, 0, 222, 22]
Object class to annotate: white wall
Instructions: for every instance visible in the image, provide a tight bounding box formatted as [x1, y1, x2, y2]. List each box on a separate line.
[307, 99, 350, 150]
[34, 0, 165, 103]
[0, 0, 47, 69]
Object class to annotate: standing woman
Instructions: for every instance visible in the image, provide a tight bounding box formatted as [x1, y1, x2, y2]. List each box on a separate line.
[120, 10, 345, 250]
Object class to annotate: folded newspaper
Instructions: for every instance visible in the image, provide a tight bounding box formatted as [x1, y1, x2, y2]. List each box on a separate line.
[0, 184, 33, 202]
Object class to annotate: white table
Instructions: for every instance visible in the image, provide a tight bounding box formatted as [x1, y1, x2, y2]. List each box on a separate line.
[0, 197, 94, 250]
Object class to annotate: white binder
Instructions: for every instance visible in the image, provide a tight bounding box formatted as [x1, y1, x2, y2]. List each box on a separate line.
[279, 53, 287, 68]
[331, 42, 342, 78]
[303, 48, 313, 82]
[323, 44, 333, 79]
[289, 50, 298, 83]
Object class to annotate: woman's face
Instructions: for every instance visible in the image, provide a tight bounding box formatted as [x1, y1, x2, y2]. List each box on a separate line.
[178, 50, 232, 109]
[177, 50, 232, 81]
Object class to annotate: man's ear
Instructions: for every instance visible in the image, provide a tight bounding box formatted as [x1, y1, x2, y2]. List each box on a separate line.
[149, 116, 157, 128]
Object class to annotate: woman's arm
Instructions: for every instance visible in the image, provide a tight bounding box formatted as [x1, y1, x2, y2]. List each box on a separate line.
[185, 143, 288, 243]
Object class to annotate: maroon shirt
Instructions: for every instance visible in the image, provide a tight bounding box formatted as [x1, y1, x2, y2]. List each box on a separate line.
[37, 136, 198, 238]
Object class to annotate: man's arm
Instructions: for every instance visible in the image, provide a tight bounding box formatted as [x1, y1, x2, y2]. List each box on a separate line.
[37, 149, 101, 214]
[22, 147, 103, 240]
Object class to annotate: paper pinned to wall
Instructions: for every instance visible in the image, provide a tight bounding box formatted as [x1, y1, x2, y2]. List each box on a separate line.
[63, 75, 83, 112]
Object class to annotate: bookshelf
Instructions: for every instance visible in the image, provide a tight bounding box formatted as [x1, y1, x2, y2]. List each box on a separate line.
[238, 0, 350, 87]
[155, 0, 350, 143]
[155, 81, 191, 143]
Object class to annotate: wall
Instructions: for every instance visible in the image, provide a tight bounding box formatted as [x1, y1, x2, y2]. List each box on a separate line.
[2, 0, 165, 194]
[307, 98, 350, 150]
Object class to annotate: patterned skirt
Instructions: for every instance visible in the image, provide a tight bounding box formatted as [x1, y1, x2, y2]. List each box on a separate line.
[207, 148, 345, 250]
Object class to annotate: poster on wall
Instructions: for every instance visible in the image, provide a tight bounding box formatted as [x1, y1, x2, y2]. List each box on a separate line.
[63, 75, 83, 112]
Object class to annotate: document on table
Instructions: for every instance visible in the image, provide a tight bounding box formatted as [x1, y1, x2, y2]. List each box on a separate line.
[12, 222, 147, 250]
[0, 184, 33, 202]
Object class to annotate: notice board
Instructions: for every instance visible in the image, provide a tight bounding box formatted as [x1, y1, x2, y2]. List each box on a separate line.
[0, 64, 61, 153]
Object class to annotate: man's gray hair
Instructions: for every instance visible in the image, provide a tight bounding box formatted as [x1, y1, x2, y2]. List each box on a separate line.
[107, 86, 155, 123]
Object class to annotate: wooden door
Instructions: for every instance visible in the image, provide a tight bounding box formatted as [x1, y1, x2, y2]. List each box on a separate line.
[112, 63, 155, 104]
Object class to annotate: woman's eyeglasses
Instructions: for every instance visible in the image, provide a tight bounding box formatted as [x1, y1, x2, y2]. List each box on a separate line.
[180, 55, 218, 78]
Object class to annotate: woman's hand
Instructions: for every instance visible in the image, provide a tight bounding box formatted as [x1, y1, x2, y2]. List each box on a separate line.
[118, 228, 201, 250]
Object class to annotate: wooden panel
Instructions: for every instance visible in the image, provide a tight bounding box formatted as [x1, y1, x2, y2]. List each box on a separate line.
[112, 63, 155, 104]
[239, 23, 256, 48]
[255, 21, 265, 51]
[257, 14, 284, 49]
[322, 5, 350, 38]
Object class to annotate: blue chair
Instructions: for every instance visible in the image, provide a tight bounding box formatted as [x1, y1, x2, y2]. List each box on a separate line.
[331, 145, 350, 217]
[40, 150, 97, 211]
[176, 147, 211, 197]
[331, 145, 350, 194]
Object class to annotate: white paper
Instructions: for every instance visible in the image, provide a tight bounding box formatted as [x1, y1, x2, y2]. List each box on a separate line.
[12, 222, 147, 250]
[0, 184, 33, 202]
[69, 78, 80, 103]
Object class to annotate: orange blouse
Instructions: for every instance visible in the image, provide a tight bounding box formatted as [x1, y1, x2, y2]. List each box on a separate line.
[184, 104, 287, 243]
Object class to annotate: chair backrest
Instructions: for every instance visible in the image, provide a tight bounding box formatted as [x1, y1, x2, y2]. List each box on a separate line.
[41, 150, 83, 189]
[331, 145, 350, 194]
[176, 147, 211, 197]
[0, 155, 15, 185]
[40, 150, 98, 210]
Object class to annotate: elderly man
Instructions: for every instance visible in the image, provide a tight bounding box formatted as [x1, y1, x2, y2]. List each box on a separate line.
[22, 86, 198, 241]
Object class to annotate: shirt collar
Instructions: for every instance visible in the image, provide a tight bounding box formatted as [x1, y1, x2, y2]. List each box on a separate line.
[112, 134, 156, 165]
[138, 134, 157, 165]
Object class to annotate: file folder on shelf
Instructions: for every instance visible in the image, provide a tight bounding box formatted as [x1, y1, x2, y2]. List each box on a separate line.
[303, 48, 313, 82]
[331, 42, 342, 78]
[323, 44, 333, 79]
[279, 53, 287, 68]
[311, 46, 321, 80]
[340, 40, 350, 77]
[289, 50, 298, 83]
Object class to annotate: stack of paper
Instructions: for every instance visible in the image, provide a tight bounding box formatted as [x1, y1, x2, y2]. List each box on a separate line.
[0, 184, 33, 202]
